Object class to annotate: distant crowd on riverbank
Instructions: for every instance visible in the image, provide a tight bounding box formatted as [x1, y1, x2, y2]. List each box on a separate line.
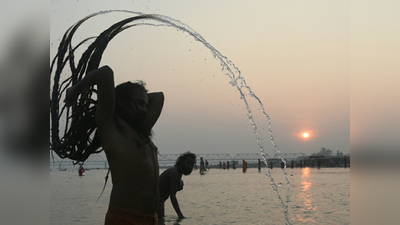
[193, 156, 350, 170]
[51, 154, 350, 171]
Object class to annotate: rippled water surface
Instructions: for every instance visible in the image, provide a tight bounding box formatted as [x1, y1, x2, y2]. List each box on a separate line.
[51, 167, 349, 224]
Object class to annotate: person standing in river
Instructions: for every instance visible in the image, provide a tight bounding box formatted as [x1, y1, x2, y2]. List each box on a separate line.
[78, 164, 85, 176]
[64, 65, 164, 225]
[199, 157, 205, 174]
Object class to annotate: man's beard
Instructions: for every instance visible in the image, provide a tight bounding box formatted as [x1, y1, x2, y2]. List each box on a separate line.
[116, 107, 151, 141]
[131, 113, 151, 139]
[183, 167, 193, 175]
[178, 164, 193, 175]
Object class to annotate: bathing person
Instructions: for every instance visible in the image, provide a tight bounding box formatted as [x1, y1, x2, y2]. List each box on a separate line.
[158, 152, 196, 219]
[64, 65, 164, 225]
[78, 164, 85, 176]
[199, 157, 205, 174]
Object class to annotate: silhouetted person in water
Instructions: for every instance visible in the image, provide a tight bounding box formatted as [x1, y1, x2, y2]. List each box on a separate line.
[64, 66, 164, 225]
[78, 164, 85, 176]
[158, 152, 196, 219]
[258, 159, 262, 172]
[199, 157, 205, 174]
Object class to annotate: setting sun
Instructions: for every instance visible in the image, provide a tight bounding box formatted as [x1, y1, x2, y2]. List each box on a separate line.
[302, 132, 309, 138]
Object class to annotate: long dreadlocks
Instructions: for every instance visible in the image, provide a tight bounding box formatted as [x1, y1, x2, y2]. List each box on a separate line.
[50, 12, 157, 162]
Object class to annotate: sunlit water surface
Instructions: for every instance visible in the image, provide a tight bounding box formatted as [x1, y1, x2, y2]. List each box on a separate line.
[51, 167, 349, 224]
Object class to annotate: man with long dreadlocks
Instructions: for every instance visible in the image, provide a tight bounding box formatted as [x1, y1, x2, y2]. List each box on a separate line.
[64, 65, 164, 225]
[158, 152, 196, 220]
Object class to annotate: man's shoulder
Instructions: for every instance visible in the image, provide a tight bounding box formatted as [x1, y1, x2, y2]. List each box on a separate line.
[164, 167, 180, 176]
[98, 116, 135, 138]
[166, 166, 178, 173]
[160, 167, 175, 179]
[98, 117, 143, 155]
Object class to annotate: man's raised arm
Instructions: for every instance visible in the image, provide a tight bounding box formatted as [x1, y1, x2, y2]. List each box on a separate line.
[64, 65, 115, 128]
[146, 92, 164, 129]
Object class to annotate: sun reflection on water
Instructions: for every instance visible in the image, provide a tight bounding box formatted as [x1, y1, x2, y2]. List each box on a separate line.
[296, 167, 319, 223]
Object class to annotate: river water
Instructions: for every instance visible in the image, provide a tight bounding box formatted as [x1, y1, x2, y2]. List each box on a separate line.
[50, 167, 349, 225]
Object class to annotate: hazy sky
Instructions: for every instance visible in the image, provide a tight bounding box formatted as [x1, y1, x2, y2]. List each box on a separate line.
[50, 0, 350, 156]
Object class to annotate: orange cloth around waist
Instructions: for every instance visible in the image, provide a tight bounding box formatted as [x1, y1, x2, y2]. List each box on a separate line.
[105, 206, 158, 225]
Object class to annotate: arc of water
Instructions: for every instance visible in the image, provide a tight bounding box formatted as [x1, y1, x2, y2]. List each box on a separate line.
[139, 12, 292, 224]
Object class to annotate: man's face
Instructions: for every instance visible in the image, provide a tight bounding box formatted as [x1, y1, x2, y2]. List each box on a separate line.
[129, 89, 148, 117]
[181, 158, 195, 175]
[121, 89, 150, 138]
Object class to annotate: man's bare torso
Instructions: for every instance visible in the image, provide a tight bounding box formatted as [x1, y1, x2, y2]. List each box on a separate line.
[99, 116, 159, 215]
